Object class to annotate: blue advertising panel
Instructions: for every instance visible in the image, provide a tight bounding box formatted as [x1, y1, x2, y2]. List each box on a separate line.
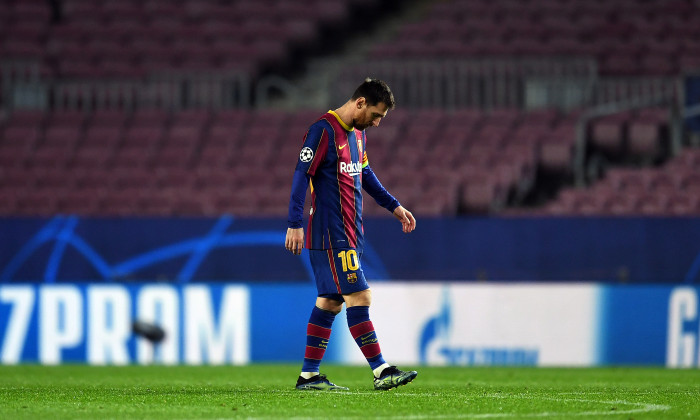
[599, 285, 700, 367]
[1, 216, 700, 284]
[2, 282, 699, 367]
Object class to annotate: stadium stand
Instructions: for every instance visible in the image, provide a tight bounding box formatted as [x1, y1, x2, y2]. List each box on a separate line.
[370, 0, 700, 76]
[0, 0, 379, 79]
[1, 0, 700, 218]
[0, 106, 587, 217]
[539, 146, 700, 216]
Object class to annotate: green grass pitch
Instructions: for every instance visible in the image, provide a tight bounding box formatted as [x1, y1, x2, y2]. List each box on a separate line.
[1, 364, 699, 419]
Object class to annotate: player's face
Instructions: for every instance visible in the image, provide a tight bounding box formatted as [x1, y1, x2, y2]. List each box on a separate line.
[354, 101, 388, 130]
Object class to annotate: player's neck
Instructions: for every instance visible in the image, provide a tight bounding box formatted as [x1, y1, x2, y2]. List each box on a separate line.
[333, 102, 355, 129]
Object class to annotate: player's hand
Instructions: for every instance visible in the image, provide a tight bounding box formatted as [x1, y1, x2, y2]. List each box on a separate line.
[393, 206, 416, 233]
[285, 227, 304, 255]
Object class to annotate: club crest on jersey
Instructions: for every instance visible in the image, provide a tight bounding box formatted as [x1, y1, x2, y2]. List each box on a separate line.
[347, 273, 358, 283]
[340, 161, 362, 177]
[299, 147, 314, 162]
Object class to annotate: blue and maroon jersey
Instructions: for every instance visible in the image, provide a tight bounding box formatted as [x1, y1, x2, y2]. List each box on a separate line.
[295, 110, 368, 250]
[288, 110, 401, 251]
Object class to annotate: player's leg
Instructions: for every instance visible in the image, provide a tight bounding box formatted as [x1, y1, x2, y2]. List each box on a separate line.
[296, 250, 349, 391]
[337, 246, 418, 391]
[336, 250, 387, 375]
[344, 290, 418, 390]
[300, 297, 341, 377]
[344, 289, 387, 373]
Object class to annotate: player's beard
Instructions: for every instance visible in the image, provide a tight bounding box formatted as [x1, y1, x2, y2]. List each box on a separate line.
[353, 119, 371, 130]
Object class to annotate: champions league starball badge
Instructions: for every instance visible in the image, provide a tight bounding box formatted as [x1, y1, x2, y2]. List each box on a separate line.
[300, 147, 314, 162]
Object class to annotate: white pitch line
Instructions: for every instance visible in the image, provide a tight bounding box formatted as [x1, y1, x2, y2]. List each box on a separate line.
[267, 389, 426, 397]
[240, 392, 671, 420]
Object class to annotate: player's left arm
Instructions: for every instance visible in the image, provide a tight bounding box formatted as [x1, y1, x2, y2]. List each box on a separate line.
[392, 205, 416, 233]
[362, 162, 416, 233]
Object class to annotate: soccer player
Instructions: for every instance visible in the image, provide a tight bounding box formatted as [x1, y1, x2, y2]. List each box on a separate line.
[285, 78, 418, 391]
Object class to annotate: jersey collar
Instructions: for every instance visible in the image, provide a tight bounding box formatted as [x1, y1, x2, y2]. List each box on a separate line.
[328, 110, 353, 132]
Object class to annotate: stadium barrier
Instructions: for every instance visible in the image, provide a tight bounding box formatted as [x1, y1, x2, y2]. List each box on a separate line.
[331, 58, 598, 110]
[1, 60, 251, 111]
[1, 282, 698, 367]
[0, 58, 683, 112]
[327, 58, 682, 110]
[1, 217, 698, 284]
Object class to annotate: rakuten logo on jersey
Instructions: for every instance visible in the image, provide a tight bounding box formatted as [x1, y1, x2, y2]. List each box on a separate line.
[340, 161, 362, 177]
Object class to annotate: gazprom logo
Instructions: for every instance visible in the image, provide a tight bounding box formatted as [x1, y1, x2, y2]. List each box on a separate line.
[340, 161, 362, 177]
[419, 287, 539, 366]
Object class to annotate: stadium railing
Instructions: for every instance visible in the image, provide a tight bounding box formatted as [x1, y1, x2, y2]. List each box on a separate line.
[1, 59, 251, 112]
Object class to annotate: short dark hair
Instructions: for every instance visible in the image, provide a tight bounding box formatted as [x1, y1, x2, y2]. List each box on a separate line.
[351, 78, 395, 110]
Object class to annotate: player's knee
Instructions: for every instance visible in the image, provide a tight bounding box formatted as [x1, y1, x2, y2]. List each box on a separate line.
[317, 305, 342, 315]
[316, 297, 343, 314]
[345, 289, 372, 307]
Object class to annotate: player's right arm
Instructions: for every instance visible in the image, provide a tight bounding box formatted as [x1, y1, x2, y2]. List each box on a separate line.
[285, 227, 304, 255]
[286, 122, 328, 255]
[286, 169, 309, 255]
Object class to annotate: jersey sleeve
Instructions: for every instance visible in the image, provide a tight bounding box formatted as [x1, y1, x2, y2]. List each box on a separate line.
[287, 170, 310, 228]
[288, 122, 328, 228]
[361, 131, 399, 212]
[295, 122, 329, 176]
[362, 164, 400, 213]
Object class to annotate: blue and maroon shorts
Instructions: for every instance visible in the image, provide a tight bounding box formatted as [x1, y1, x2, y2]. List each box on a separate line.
[308, 248, 369, 302]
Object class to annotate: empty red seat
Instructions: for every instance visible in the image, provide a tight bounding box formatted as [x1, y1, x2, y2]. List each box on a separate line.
[15, 190, 58, 216]
[627, 121, 661, 160]
[154, 168, 196, 190]
[165, 126, 202, 147]
[111, 147, 153, 168]
[139, 190, 177, 216]
[152, 144, 196, 169]
[56, 190, 101, 215]
[604, 193, 637, 215]
[539, 134, 574, 173]
[460, 172, 503, 213]
[590, 113, 630, 155]
[98, 189, 142, 216]
[28, 147, 73, 169]
[42, 126, 82, 148]
[649, 171, 682, 191]
[633, 193, 664, 215]
[130, 109, 169, 127]
[70, 147, 113, 169]
[88, 110, 129, 127]
[197, 143, 232, 168]
[666, 194, 699, 215]
[171, 109, 212, 127]
[81, 126, 123, 148]
[73, 168, 113, 190]
[121, 126, 164, 150]
[113, 169, 155, 190]
[1, 126, 42, 151]
[603, 168, 643, 192]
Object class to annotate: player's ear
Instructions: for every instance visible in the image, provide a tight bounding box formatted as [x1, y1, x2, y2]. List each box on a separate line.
[356, 97, 365, 109]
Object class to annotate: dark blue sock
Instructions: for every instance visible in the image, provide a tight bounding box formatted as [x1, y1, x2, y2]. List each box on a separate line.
[301, 306, 336, 373]
[346, 305, 386, 370]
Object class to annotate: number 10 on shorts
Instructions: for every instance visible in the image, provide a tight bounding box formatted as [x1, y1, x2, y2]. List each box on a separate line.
[337, 250, 359, 272]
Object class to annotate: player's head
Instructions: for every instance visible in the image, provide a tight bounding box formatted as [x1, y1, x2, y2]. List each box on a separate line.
[352, 78, 395, 110]
[350, 78, 395, 130]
